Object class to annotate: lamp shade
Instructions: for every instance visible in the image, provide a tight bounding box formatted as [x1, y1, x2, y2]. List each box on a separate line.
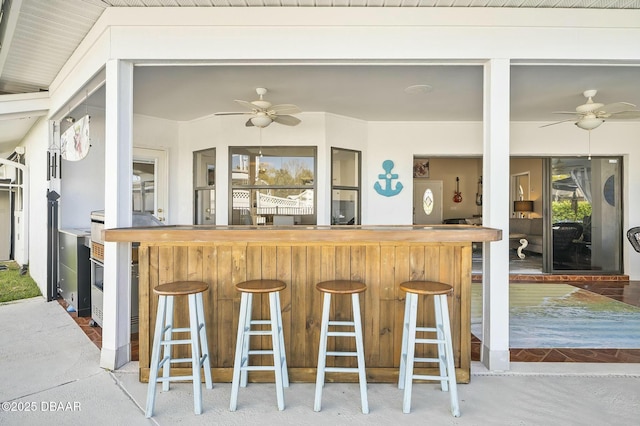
[514, 200, 534, 212]
[575, 117, 604, 130]
[250, 115, 273, 128]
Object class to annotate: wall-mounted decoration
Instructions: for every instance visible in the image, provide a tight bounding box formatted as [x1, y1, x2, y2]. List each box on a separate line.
[412, 158, 430, 178]
[475, 176, 483, 206]
[60, 115, 91, 161]
[453, 176, 462, 203]
[423, 188, 434, 215]
[374, 159, 403, 197]
[604, 175, 615, 206]
[47, 151, 60, 180]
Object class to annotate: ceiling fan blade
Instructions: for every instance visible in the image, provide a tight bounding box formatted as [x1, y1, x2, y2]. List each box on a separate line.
[235, 99, 259, 111]
[214, 112, 251, 116]
[269, 104, 301, 115]
[551, 111, 581, 115]
[606, 110, 640, 120]
[598, 102, 637, 115]
[540, 118, 575, 128]
[273, 115, 301, 126]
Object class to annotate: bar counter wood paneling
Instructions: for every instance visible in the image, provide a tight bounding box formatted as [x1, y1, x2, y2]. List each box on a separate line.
[104, 225, 501, 384]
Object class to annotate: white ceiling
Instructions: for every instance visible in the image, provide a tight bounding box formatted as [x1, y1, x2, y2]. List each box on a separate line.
[127, 64, 640, 124]
[2, 0, 640, 153]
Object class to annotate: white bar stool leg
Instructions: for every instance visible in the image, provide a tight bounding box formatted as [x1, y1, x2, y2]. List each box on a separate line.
[352, 293, 369, 414]
[398, 292, 411, 390]
[269, 292, 285, 411]
[240, 293, 253, 388]
[145, 295, 167, 418]
[433, 294, 449, 392]
[196, 292, 213, 390]
[314, 292, 331, 412]
[145, 283, 212, 418]
[439, 294, 460, 418]
[161, 295, 174, 392]
[188, 294, 203, 415]
[230, 292, 250, 411]
[402, 293, 418, 414]
[274, 292, 289, 388]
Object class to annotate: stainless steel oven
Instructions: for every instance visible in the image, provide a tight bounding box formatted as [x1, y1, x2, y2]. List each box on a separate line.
[89, 211, 160, 331]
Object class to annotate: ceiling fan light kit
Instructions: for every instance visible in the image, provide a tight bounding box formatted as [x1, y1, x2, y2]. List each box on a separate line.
[575, 117, 604, 130]
[250, 115, 273, 128]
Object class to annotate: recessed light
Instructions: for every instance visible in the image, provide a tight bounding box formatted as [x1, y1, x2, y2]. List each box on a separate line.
[404, 84, 433, 94]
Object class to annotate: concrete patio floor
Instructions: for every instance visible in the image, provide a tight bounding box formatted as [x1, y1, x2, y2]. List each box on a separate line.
[1, 296, 639, 425]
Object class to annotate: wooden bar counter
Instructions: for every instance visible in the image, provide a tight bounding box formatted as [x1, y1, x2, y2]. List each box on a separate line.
[104, 225, 501, 384]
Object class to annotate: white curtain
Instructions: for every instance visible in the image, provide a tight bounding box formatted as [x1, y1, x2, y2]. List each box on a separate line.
[571, 167, 592, 204]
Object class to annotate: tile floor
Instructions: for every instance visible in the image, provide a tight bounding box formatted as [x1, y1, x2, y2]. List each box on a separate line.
[58, 279, 640, 365]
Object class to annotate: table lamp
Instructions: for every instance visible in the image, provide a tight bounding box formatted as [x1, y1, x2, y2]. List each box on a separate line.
[514, 200, 534, 218]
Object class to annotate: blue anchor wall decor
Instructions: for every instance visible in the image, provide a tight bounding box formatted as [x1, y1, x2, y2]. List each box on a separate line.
[374, 159, 403, 197]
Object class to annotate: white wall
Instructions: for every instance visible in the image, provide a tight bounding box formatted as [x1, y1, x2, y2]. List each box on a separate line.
[58, 110, 180, 229]
[18, 117, 50, 293]
[60, 107, 106, 229]
[366, 121, 483, 225]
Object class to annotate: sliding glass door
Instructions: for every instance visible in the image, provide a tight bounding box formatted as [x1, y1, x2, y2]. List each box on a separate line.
[549, 157, 622, 273]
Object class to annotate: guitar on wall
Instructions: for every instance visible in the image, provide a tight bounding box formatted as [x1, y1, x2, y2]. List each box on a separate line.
[475, 176, 482, 206]
[453, 177, 462, 203]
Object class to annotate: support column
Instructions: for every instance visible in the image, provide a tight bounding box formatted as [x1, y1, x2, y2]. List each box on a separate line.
[481, 58, 511, 371]
[100, 59, 134, 370]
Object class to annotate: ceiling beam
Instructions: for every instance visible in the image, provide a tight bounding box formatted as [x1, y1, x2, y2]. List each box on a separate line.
[0, 91, 49, 120]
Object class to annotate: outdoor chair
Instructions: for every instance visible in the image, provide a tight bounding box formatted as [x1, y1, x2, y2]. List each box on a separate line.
[552, 222, 583, 267]
[627, 227, 640, 253]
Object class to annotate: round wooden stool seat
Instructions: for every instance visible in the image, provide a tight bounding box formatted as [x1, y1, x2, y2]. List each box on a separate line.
[153, 281, 209, 296]
[399, 281, 453, 296]
[316, 280, 367, 294]
[235, 279, 286, 293]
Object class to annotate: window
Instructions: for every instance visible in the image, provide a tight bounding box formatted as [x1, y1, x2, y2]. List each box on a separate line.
[229, 146, 316, 225]
[331, 147, 361, 225]
[194, 148, 215, 224]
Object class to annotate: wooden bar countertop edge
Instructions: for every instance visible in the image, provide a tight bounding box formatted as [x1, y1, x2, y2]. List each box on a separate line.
[103, 224, 502, 244]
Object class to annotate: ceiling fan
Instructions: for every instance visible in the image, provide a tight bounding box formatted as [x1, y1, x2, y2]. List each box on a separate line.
[542, 89, 640, 130]
[214, 87, 302, 128]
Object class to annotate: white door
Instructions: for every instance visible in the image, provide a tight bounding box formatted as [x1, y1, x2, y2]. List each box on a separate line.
[413, 179, 443, 225]
[133, 148, 168, 223]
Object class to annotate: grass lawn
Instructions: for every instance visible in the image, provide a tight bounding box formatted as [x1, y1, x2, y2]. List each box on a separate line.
[0, 261, 41, 303]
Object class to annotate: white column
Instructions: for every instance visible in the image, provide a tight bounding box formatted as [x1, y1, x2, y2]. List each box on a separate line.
[481, 58, 511, 371]
[100, 59, 134, 370]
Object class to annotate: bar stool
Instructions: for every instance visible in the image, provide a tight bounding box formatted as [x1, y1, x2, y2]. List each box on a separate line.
[314, 280, 368, 414]
[398, 281, 460, 417]
[145, 281, 213, 418]
[230, 279, 289, 411]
